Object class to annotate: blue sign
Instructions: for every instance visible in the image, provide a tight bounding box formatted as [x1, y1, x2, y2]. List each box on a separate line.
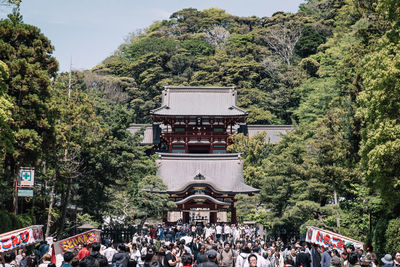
[18, 188, 34, 197]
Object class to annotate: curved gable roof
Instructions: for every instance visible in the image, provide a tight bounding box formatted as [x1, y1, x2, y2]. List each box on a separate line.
[151, 86, 248, 117]
[156, 153, 259, 193]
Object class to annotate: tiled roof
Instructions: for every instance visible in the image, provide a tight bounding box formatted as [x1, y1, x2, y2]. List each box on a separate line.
[156, 153, 259, 193]
[247, 125, 294, 144]
[151, 86, 248, 117]
[127, 124, 153, 144]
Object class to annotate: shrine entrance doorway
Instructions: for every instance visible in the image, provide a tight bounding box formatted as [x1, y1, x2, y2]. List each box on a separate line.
[188, 145, 210, 154]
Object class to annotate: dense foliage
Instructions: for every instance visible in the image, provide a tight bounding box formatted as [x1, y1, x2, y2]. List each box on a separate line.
[1, 0, 400, 255]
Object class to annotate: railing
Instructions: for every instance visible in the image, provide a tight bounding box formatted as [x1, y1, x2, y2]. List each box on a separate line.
[101, 225, 139, 244]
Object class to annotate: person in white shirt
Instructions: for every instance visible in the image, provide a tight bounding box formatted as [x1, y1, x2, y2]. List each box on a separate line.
[38, 254, 52, 267]
[216, 224, 223, 242]
[102, 243, 117, 265]
[225, 224, 232, 240]
[242, 247, 267, 267]
[205, 225, 214, 239]
[130, 244, 141, 264]
[15, 249, 24, 266]
[233, 226, 241, 243]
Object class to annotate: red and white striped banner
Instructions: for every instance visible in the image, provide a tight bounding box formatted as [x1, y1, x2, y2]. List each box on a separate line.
[0, 225, 44, 253]
[305, 226, 363, 252]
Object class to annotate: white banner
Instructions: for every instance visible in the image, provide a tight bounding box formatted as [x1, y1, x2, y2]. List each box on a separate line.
[0, 225, 44, 253]
[305, 226, 363, 252]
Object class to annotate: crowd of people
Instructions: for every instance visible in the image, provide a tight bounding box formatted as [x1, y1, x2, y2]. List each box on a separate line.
[1, 223, 400, 267]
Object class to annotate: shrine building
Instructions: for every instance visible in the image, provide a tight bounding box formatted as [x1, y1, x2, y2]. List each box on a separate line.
[128, 86, 293, 224]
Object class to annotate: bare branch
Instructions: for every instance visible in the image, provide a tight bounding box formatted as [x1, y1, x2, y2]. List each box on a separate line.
[205, 26, 230, 49]
[263, 24, 302, 66]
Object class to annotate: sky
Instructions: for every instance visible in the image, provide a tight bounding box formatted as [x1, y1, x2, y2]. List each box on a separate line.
[1, 0, 305, 72]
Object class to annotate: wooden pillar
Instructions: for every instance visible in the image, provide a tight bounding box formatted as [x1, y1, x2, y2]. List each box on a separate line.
[210, 211, 217, 224]
[182, 212, 189, 224]
[231, 200, 237, 224]
[162, 210, 168, 223]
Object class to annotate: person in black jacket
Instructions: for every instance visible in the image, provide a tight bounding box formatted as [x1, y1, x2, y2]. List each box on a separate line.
[311, 245, 321, 267]
[80, 242, 108, 267]
[295, 247, 311, 267]
[111, 244, 130, 267]
[198, 249, 218, 267]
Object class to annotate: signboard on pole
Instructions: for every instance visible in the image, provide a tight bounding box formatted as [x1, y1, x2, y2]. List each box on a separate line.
[18, 188, 34, 197]
[305, 226, 364, 252]
[0, 225, 44, 253]
[19, 168, 35, 187]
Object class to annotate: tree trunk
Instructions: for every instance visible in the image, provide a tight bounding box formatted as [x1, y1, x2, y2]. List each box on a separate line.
[58, 69, 73, 238]
[13, 171, 18, 215]
[58, 177, 71, 238]
[58, 148, 71, 238]
[45, 172, 56, 237]
[139, 216, 147, 232]
[333, 184, 341, 231]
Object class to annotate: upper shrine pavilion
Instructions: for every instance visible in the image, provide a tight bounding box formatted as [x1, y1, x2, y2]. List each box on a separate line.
[128, 86, 293, 224]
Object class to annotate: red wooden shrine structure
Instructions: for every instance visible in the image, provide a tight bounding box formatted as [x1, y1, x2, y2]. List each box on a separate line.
[129, 86, 293, 224]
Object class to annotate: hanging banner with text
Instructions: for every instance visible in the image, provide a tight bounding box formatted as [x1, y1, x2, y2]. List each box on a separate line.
[0, 225, 44, 253]
[305, 226, 364, 252]
[54, 229, 101, 255]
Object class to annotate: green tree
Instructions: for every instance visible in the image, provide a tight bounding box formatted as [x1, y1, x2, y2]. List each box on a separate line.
[357, 38, 400, 210]
[0, 61, 13, 162]
[0, 10, 58, 212]
[49, 72, 101, 237]
[134, 175, 175, 226]
[228, 132, 273, 188]
[385, 218, 400, 255]
[295, 25, 326, 58]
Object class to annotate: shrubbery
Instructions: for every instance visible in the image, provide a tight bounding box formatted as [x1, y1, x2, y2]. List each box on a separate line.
[0, 210, 36, 233]
[385, 218, 400, 255]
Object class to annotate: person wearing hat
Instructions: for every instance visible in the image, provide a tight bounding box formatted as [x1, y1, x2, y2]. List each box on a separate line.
[360, 252, 372, 267]
[381, 254, 394, 267]
[197, 249, 218, 267]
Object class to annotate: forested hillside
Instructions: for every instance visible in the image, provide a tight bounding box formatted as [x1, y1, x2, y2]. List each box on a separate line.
[1, 0, 400, 255]
[91, 6, 332, 125]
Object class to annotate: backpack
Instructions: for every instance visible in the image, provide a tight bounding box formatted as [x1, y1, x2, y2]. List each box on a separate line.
[128, 258, 137, 267]
[239, 254, 248, 267]
[112, 260, 127, 267]
[112, 254, 128, 267]
[218, 248, 234, 262]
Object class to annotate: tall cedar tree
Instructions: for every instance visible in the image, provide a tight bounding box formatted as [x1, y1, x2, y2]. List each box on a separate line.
[0, 10, 58, 210]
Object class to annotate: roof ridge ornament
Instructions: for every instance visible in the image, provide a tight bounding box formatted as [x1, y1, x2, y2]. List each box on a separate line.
[194, 171, 205, 180]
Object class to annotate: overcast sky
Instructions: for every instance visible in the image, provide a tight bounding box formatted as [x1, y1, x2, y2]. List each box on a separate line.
[0, 0, 305, 72]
